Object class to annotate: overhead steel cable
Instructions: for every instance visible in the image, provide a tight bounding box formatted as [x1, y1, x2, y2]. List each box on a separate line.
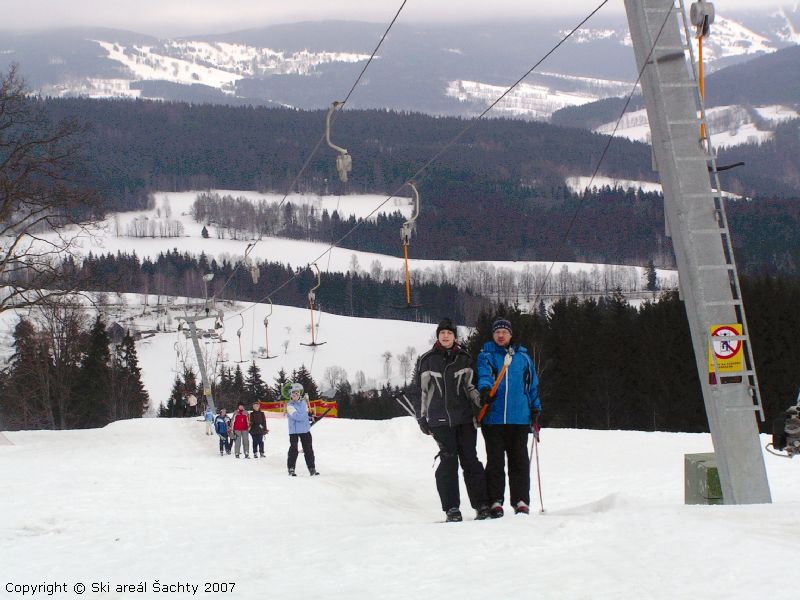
[213, 0, 409, 303]
[530, 3, 677, 310]
[231, 0, 614, 320]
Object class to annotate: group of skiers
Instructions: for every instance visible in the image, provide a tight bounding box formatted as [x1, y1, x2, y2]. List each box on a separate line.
[416, 317, 541, 522]
[199, 315, 539, 520]
[207, 383, 319, 476]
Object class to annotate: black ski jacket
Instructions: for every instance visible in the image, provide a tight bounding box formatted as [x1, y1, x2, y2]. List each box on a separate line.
[415, 343, 481, 428]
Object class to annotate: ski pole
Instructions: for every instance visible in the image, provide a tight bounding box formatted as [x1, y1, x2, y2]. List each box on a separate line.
[310, 406, 333, 427]
[477, 350, 513, 423]
[394, 394, 416, 417]
[530, 420, 545, 513]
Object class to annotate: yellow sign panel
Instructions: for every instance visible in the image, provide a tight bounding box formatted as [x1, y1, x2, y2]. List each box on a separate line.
[707, 323, 743, 374]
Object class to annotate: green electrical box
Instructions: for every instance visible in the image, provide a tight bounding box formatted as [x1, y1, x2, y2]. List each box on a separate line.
[685, 453, 723, 505]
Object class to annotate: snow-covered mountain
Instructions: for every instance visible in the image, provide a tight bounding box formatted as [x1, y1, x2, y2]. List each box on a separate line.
[1, 7, 797, 119]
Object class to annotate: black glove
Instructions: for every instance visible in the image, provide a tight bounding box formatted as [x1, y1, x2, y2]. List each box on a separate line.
[418, 418, 431, 435]
[530, 408, 540, 424]
[479, 388, 493, 406]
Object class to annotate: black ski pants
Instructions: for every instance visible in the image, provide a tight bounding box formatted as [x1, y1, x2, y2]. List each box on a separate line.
[287, 433, 315, 470]
[431, 423, 489, 512]
[251, 433, 265, 455]
[218, 435, 232, 454]
[482, 424, 530, 506]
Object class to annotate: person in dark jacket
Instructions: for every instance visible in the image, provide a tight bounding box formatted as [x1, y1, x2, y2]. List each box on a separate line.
[416, 318, 490, 522]
[476, 317, 541, 518]
[249, 401, 268, 458]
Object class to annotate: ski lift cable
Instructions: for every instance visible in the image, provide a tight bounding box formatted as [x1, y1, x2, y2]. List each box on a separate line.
[214, 0, 410, 307]
[530, 3, 676, 311]
[233, 0, 613, 319]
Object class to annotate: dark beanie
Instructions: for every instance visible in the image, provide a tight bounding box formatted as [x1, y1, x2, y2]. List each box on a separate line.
[492, 318, 513, 335]
[436, 318, 456, 336]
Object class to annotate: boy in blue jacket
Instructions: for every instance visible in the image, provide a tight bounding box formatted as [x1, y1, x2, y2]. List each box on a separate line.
[476, 318, 541, 517]
[285, 383, 319, 477]
[213, 408, 233, 456]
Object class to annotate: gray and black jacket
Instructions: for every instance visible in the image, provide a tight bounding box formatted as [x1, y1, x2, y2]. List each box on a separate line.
[415, 343, 481, 428]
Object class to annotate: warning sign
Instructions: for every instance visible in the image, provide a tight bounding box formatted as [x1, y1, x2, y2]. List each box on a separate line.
[707, 324, 743, 374]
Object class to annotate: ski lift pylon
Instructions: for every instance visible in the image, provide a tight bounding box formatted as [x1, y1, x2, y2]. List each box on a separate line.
[325, 101, 352, 182]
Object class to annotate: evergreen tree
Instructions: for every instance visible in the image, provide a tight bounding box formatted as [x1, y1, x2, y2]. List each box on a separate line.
[164, 375, 184, 418]
[74, 316, 112, 428]
[201, 225, 209, 238]
[244, 361, 267, 403]
[273, 368, 289, 399]
[292, 365, 319, 399]
[232, 364, 245, 405]
[113, 331, 150, 418]
[645, 259, 658, 292]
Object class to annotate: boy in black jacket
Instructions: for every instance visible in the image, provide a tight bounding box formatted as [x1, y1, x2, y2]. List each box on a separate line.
[415, 318, 490, 522]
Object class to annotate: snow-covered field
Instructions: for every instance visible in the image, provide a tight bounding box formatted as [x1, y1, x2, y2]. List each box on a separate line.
[137, 299, 439, 410]
[1, 417, 798, 599]
[0, 293, 439, 411]
[63, 190, 677, 288]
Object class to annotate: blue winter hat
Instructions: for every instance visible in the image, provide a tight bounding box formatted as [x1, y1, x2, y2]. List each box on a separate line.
[492, 318, 513, 335]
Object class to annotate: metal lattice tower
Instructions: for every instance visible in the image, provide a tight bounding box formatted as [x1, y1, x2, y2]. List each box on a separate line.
[624, 0, 770, 504]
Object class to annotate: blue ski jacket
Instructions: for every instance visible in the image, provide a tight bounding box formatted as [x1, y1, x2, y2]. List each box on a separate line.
[204, 408, 214, 422]
[214, 414, 231, 437]
[287, 398, 311, 435]
[476, 341, 540, 425]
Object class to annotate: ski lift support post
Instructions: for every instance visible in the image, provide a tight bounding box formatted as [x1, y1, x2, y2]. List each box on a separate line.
[325, 101, 352, 182]
[625, 0, 769, 504]
[176, 307, 224, 413]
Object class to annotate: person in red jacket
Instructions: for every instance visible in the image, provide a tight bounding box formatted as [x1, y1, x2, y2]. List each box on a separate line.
[232, 403, 251, 458]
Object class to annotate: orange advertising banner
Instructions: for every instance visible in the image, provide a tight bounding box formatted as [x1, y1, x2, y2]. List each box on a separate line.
[257, 399, 338, 417]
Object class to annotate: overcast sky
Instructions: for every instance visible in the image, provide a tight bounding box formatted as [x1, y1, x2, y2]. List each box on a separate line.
[0, 1, 787, 37]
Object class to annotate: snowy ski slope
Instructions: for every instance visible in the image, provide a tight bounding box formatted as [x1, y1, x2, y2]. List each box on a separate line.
[1, 417, 798, 599]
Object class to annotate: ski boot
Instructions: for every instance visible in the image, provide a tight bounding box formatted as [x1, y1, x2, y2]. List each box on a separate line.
[309, 468, 320, 476]
[260, 453, 265, 458]
[475, 505, 491, 520]
[244, 454, 250, 459]
[445, 508, 463, 523]
[288, 468, 296, 477]
[514, 501, 530, 515]
[489, 502, 504, 519]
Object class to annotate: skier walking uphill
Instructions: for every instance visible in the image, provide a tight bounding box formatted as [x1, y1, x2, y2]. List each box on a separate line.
[232, 403, 251, 458]
[214, 408, 233, 456]
[249, 401, 268, 458]
[416, 318, 490, 522]
[204, 405, 214, 435]
[477, 318, 541, 518]
[286, 383, 319, 476]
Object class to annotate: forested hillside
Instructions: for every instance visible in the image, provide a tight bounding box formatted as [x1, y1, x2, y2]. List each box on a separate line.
[39, 97, 800, 270]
